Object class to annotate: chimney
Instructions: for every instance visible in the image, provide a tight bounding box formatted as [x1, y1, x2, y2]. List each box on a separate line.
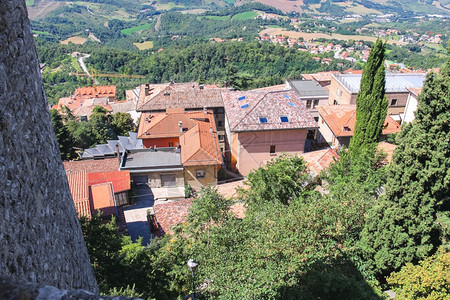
[203, 106, 207, 115]
[178, 121, 183, 132]
[116, 144, 120, 163]
[164, 91, 170, 96]
[145, 117, 150, 123]
[199, 84, 204, 90]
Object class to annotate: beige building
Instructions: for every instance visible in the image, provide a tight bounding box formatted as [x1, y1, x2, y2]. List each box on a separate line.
[328, 73, 426, 121]
[222, 89, 318, 176]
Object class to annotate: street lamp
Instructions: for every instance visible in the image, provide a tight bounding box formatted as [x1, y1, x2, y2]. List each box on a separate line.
[187, 259, 198, 299]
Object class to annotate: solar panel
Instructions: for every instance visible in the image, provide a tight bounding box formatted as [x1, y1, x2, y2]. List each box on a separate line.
[280, 116, 289, 123]
[259, 117, 268, 123]
[241, 104, 249, 109]
[283, 95, 290, 99]
[238, 96, 246, 101]
[288, 102, 295, 107]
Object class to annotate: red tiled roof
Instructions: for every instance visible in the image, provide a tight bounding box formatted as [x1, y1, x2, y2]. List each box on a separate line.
[344, 69, 363, 74]
[180, 120, 223, 166]
[137, 111, 198, 139]
[63, 159, 120, 174]
[66, 171, 91, 218]
[89, 182, 116, 217]
[317, 105, 401, 137]
[88, 171, 131, 193]
[300, 149, 339, 176]
[74, 85, 116, 99]
[377, 142, 397, 163]
[407, 87, 422, 97]
[216, 180, 248, 199]
[222, 90, 318, 132]
[153, 198, 193, 235]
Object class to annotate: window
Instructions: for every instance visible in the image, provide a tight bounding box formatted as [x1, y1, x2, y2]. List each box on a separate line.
[280, 116, 289, 123]
[241, 104, 249, 109]
[334, 99, 340, 105]
[270, 145, 276, 154]
[238, 96, 246, 101]
[259, 117, 268, 123]
[391, 99, 398, 106]
[219, 134, 225, 141]
[337, 88, 341, 98]
[288, 102, 295, 107]
[217, 108, 224, 113]
[182, 127, 188, 132]
[218, 120, 224, 127]
[314, 117, 319, 122]
[196, 169, 206, 179]
[313, 99, 319, 109]
[306, 100, 312, 109]
[168, 142, 174, 147]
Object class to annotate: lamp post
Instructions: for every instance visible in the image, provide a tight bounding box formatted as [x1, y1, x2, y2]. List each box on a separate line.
[187, 259, 198, 299]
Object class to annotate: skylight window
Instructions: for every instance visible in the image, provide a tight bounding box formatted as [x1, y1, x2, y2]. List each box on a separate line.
[240, 104, 249, 109]
[280, 116, 289, 123]
[283, 95, 290, 99]
[238, 96, 246, 101]
[259, 117, 268, 123]
[288, 102, 295, 107]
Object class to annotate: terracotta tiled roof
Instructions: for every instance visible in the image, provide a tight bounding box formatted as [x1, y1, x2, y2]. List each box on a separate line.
[251, 84, 287, 92]
[317, 105, 401, 137]
[180, 120, 223, 166]
[153, 198, 193, 235]
[74, 85, 116, 99]
[344, 69, 363, 74]
[222, 90, 318, 132]
[66, 171, 91, 218]
[88, 171, 131, 193]
[63, 159, 120, 173]
[407, 87, 422, 97]
[216, 180, 247, 199]
[301, 71, 341, 82]
[136, 82, 224, 111]
[90, 182, 116, 217]
[300, 149, 339, 176]
[137, 111, 198, 139]
[377, 142, 397, 163]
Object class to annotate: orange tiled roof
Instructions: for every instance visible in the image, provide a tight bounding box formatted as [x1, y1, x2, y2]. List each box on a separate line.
[407, 87, 422, 97]
[90, 182, 116, 217]
[153, 198, 193, 235]
[344, 69, 363, 74]
[88, 171, 131, 193]
[137, 111, 198, 139]
[66, 171, 91, 218]
[74, 85, 116, 99]
[63, 159, 120, 174]
[318, 105, 401, 137]
[180, 120, 223, 166]
[300, 149, 339, 176]
[301, 71, 341, 82]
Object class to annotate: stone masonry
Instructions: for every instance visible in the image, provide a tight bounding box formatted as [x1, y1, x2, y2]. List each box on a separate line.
[0, 0, 98, 293]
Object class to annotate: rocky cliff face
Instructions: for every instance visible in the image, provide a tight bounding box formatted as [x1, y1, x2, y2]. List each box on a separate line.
[0, 1, 98, 293]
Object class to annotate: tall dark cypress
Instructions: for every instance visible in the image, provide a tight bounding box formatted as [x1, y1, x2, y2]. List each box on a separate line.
[349, 39, 388, 155]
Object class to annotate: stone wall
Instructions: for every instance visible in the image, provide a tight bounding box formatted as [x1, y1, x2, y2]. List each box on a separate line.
[0, 0, 98, 293]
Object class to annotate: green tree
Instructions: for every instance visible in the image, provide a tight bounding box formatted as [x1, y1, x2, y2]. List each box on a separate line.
[349, 39, 388, 155]
[111, 112, 135, 137]
[359, 57, 450, 279]
[387, 249, 450, 300]
[89, 106, 117, 143]
[50, 108, 76, 160]
[242, 154, 310, 208]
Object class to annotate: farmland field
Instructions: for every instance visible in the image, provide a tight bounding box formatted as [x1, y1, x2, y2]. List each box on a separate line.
[259, 28, 408, 45]
[60, 36, 87, 45]
[121, 24, 151, 35]
[232, 11, 258, 20]
[133, 41, 154, 50]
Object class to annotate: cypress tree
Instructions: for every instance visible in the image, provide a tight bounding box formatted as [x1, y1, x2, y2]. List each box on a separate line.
[349, 39, 388, 155]
[359, 55, 450, 279]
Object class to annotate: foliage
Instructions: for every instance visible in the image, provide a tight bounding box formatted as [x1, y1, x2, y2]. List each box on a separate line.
[111, 112, 135, 136]
[349, 39, 388, 156]
[50, 108, 77, 160]
[359, 55, 450, 279]
[242, 154, 310, 208]
[387, 248, 450, 300]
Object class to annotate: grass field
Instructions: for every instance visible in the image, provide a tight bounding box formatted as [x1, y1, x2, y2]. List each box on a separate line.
[26, 0, 35, 6]
[60, 36, 87, 45]
[121, 24, 151, 35]
[157, 2, 185, 10]
[198, 15, 231, 21]
[232, 11, 258, 20]
[335, 2, 382, 15]
[133, 41, 154, 50]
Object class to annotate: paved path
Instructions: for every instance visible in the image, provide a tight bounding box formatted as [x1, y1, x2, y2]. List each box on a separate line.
[123, 186, 154, 245]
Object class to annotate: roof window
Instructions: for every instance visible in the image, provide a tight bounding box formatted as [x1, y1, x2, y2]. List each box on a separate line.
[288, 102, 295, 107]
[240, 104, 249, 109]
[283, 95, 290, 99]
[259, 117, 268, 123]
[280, 116, 289, 123]
[238, 96, 246, 101]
